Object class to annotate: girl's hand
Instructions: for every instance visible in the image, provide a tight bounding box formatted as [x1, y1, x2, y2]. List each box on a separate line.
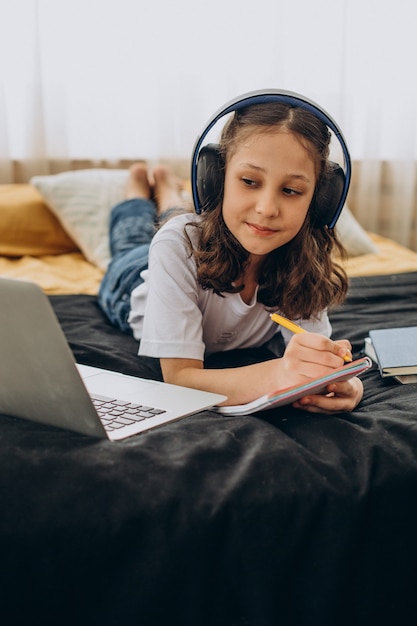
[279, 332, 352, 386]
[279, 332, 363, 414]
[292, 376, 364, 414]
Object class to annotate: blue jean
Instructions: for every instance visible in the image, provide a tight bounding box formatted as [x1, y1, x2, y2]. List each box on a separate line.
[98, 198, 157, 333]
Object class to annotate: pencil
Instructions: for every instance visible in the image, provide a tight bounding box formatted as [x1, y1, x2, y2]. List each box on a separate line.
[270, 313, 352, 363]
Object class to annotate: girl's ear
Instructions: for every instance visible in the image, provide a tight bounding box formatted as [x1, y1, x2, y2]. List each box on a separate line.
[195, 144, 225, 213]
[309, 163, 345, 228]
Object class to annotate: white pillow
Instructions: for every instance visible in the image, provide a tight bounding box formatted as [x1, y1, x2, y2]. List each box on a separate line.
[335, 206, 379, 257]
[31, 169, 129, 269]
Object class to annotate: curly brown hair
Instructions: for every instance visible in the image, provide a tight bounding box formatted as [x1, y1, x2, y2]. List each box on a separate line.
[188, 101, 348, 320]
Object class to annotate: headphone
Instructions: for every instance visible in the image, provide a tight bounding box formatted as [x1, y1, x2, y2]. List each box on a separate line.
[190, 89, 351, 229]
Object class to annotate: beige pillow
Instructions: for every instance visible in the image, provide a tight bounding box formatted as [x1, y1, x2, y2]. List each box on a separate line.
[0, 184, 79, 256]
[31, 169, 129, 269]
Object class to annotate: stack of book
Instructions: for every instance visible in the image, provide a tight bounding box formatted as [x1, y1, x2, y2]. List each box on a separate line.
[363, 326, 417, 384]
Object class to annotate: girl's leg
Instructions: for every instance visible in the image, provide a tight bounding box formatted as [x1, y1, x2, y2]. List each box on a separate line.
[152, 165, 192, 226]
[110, 163, 155, 256]
[98, 165, 156, 332]
[98, 163, 189, 333]
[98, 201, 155, 333]
[151, 165, 187, 213]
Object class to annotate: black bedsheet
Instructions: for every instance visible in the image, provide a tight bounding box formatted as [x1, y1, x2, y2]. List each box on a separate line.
[1, 273, 417, 626]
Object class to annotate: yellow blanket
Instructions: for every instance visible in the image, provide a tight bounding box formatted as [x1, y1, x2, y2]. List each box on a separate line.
[0, 252, 104, 295]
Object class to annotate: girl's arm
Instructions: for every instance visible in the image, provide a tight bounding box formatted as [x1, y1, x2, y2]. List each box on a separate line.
[160, 332, 363, 412]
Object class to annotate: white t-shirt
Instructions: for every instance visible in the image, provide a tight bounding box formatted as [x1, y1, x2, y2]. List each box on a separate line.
[128, 214, 331, 360]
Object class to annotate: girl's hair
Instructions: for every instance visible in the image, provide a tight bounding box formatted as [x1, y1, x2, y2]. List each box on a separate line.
[188, 102, 348, 320]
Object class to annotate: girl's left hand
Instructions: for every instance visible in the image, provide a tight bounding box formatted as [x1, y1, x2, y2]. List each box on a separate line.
[292, 375, 364, 414]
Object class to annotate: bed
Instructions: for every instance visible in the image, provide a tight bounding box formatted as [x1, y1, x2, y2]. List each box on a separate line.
[1, 173, 417, 626]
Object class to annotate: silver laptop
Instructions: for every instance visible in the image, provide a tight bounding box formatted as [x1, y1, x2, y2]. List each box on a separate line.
[0, 277, 226, 441]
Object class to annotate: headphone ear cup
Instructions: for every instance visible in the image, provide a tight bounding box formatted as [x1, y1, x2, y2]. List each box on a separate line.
[195, 143, 225, 212]
[310, 162, 345, 228]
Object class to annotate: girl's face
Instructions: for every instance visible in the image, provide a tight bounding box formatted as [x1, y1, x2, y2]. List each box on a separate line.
[222, 128, 317, 261]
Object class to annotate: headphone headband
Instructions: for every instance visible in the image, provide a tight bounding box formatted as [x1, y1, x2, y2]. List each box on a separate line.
[191, 89, 351, 228]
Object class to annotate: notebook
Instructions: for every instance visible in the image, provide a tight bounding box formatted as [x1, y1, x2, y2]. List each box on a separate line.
[216, 357, 372, 415]
[368, 326, 417, 378]
[0, 277, 226, 441]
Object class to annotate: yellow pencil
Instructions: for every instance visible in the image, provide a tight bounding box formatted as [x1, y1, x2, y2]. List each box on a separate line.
[270, 313, 352, 363]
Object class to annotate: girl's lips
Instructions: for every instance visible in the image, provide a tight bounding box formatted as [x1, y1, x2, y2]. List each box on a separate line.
[246, 222, 278, 236]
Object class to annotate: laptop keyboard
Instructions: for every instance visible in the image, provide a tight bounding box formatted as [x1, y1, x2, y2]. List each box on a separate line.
[91, 394, 166, 432]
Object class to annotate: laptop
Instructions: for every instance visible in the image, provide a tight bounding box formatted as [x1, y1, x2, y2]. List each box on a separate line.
[0, 277, 226, 441]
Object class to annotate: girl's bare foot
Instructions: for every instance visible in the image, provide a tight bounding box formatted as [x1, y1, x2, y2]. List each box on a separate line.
[125, 163, 152, 200]
[151, 165, 186, 213]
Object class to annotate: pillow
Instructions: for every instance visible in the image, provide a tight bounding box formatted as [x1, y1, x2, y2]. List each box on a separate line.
[0, 184, 79, 257]
[31, 169, 129, 269]
[335, 206, 379, 257]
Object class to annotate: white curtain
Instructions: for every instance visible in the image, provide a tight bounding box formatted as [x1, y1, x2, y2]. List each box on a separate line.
[1, 0, 417, 247]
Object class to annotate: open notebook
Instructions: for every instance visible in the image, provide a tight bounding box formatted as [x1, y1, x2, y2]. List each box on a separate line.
[0, 278, 226, 441]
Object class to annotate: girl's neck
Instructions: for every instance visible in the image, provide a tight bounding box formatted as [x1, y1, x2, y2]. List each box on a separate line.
[237, 256, 264, 305]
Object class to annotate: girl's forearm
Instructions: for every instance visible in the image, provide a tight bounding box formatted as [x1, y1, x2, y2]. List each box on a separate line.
[161, 358, 283, 406]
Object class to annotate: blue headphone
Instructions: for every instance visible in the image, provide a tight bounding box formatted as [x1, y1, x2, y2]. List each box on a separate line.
[190, 89, 351, 229]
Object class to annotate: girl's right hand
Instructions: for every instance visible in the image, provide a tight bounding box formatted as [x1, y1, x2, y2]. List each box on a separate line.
[278, 332, 352, 389]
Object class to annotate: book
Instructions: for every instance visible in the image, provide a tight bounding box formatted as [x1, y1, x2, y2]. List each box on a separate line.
[215, 357, 372, 415]
[393, 375, 417, 384]
[365, 327, 417, 381]
[364, 336, 417, 384]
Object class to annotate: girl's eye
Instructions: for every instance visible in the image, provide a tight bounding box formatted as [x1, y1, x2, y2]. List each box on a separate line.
[241, 177, 257, 187]
[283, 187, 301, 196]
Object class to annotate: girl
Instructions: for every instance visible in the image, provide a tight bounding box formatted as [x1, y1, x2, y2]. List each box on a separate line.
[98, 95, 364, 414]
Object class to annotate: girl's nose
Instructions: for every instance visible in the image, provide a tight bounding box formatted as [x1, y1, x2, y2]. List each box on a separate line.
[255, 189, 279, 217]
